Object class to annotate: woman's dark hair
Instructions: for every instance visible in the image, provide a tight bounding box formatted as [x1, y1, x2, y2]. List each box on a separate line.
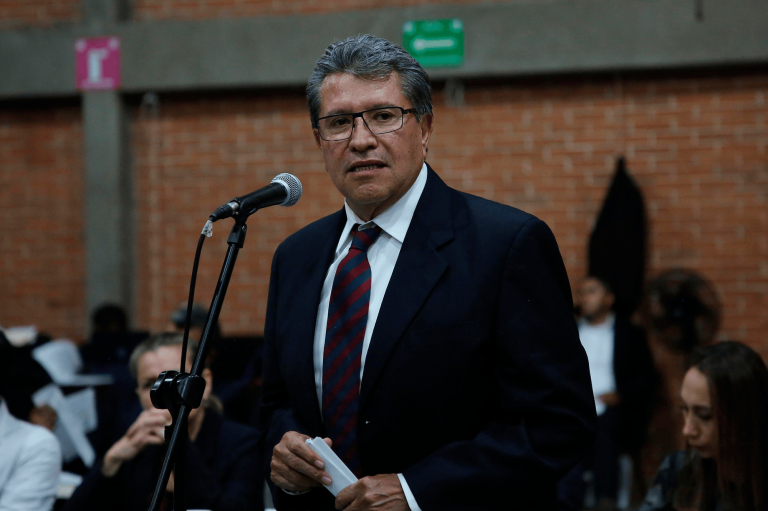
[674, 341, 768, 511]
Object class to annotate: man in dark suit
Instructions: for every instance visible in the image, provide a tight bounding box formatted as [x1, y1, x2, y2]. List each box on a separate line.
[259, 34, 596, 511]
[65, 333, 262, 511]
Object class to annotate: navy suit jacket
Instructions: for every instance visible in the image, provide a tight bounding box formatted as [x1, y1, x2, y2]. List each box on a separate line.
[259, 166, 596, 510]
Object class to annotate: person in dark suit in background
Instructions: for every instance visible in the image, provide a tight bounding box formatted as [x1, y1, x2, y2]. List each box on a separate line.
[81, 304, 150, 458]
[259, 34, 596, 511]
[65, 333, 262, 511]
[576, 275, 657, 510]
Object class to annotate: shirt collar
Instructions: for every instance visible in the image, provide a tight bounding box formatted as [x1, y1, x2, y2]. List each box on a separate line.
[579, 312, 616, 329]
[336, 162, 428, 256]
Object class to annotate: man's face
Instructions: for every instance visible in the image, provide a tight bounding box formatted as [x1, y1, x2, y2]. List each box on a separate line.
[579, 277, 614, 320]
[136, 345, 211, 422]
[313, 72, 433, 221]
[136, 346, 189, 411]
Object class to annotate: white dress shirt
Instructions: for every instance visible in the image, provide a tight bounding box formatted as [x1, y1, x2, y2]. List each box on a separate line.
[0, 400, 62, 511]
[311, 163, 427, 511]
[578, 313, 617, 417]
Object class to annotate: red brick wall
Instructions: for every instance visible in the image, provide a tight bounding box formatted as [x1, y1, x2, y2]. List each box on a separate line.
[131, 70, 768, 354]
[132, 92, 328, 335]
[133, 0, 494, 21]
[0, 0, 81, 28]
[433, 73, 768, 353]
[0, 72, 763, 352]
[0, 103, 86, 341]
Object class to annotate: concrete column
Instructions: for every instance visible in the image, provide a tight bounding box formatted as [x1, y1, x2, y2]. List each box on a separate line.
[82, 91, 134, 324]
[82, 0, 131, 28]
[81, 0, 134, 329]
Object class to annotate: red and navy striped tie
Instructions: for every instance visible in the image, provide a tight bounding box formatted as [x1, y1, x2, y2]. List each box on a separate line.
[322, 223, 382, 475]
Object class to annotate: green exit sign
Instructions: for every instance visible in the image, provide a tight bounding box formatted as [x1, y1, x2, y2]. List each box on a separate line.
[402, 19, 464, 68]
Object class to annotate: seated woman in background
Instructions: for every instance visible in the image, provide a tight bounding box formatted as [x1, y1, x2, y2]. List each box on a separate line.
[639, 341, 768, 511]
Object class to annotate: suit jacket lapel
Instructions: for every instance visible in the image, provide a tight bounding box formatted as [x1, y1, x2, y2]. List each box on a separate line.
[360, 166, 454, 407]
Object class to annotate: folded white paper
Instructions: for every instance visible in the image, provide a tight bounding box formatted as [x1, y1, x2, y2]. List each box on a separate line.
[305, 437, 358, 496]
[3, 325, 37, 347]
[33, 384, 96, 467]
[32, 339, 113, 387]
[56, 471, 83, 499]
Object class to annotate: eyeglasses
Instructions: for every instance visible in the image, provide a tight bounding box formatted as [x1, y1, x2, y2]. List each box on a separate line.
[315, 106, 418, 141]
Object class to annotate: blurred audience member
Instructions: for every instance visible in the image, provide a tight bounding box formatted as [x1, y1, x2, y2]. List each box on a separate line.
[169, 302, 220, 344]
[566, 276, 657, 510]
[169, 303, 262, 426]
[82, 304, 148, 458]
[0, 395, 62, 511]
[0, 329, 56, 428]
[64, 333, 262, 511]
[639, 341, 768, 511]
[82, 303, 148, 372]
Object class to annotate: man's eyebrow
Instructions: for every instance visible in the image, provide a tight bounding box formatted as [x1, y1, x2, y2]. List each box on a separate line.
[322, 109, 351, 117]
[322, 104, 401, 117]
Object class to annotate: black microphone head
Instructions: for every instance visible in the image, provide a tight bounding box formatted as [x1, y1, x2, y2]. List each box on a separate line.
[272, 173, 302, 207]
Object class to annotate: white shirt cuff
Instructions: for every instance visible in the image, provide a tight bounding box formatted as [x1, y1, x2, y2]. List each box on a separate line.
[281, 487, 310, 496]
[397, 473, 422, 511]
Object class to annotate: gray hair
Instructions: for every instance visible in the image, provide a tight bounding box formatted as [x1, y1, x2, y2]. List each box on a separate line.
[129, 332, 198, 380]
[307, 34, 433, 128]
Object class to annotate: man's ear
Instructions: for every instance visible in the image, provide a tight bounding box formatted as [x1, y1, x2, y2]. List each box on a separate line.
[419, 113, 434, 157]
[201, 368, 213, 401]
[313, 128, 323, 149]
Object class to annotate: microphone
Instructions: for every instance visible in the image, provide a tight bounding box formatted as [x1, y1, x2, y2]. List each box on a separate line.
[209, 173, 302, 222]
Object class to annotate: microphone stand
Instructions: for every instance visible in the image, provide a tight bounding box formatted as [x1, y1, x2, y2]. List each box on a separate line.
[147, 217, 249, 511]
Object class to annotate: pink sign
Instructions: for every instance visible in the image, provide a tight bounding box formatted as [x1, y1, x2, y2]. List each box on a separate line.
[76, 37, 121, 91]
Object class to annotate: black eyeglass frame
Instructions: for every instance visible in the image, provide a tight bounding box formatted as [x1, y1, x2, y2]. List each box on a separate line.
[314, 106, 419, 141]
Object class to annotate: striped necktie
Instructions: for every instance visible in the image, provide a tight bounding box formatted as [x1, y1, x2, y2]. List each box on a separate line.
[322, 223, 382, 475]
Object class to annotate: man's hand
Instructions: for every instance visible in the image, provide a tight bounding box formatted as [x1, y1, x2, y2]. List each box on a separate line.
[335, 474, 409, 511]
[29, 404, 57, 431]
[102, 408, 171, 477]
[598, 392, 621, 407]
[271, 431, 332, 493]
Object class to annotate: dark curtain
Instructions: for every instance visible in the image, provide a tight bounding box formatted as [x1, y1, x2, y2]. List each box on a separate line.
[588, 157, 647, 316]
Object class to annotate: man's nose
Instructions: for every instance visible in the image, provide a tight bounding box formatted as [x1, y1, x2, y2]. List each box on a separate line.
[348, 117, 377, 151]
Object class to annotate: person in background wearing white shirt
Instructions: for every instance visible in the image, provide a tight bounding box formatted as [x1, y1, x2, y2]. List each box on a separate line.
[0, 395, 62, 511]
[576, 275, 657, 511]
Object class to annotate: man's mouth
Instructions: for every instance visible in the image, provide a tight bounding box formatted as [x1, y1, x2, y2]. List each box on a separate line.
[350, 164, 385, 172]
